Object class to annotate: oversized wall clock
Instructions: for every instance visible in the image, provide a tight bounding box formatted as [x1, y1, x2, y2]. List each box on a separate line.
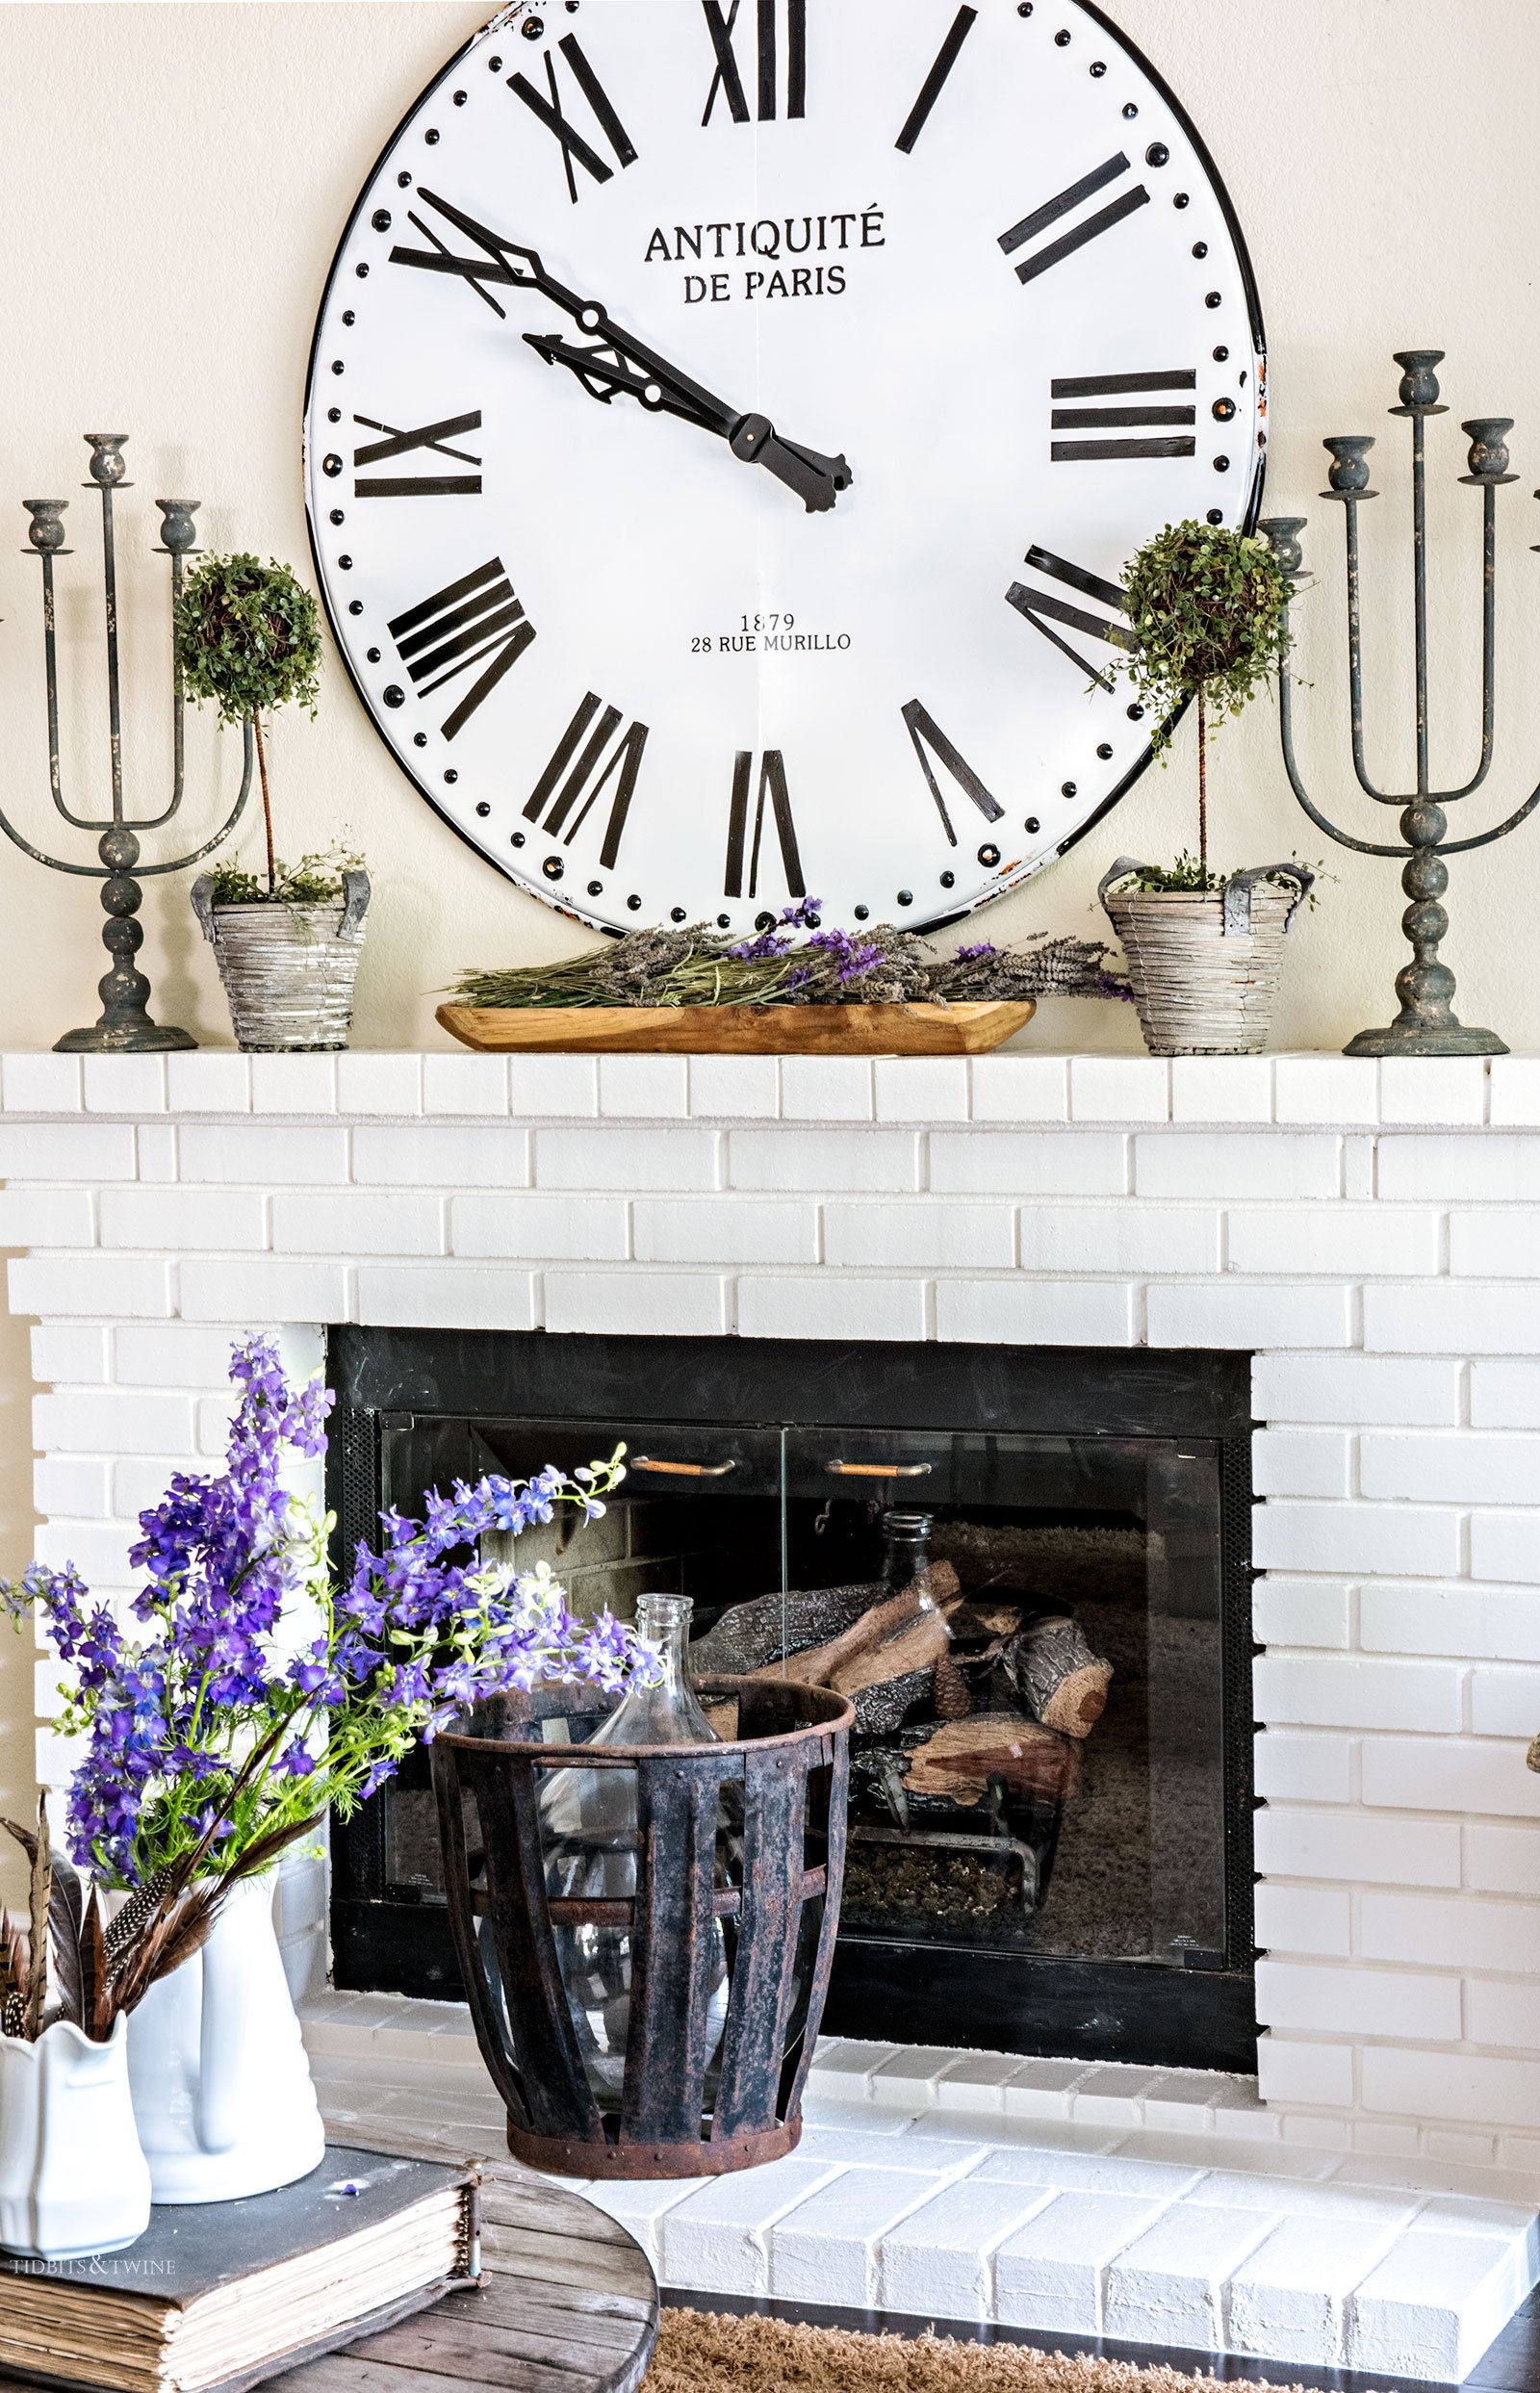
[304, 0, 1266, 935]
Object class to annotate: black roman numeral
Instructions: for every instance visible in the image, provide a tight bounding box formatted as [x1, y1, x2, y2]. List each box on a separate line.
[896, 6, 977, 154]
[1001, 154, 1149, 286]
[901, 702, 1004, 848]
[508, 33, 637, 203]
[387, 559, 535, 741]
[524, 696, 650, 870]
[701, 0, 807, 125]
[1006, 547, 1131, 694]
[1050, 370, 1196, 463]
[352, 410, 483, 499]
[724, 751, 804, 901]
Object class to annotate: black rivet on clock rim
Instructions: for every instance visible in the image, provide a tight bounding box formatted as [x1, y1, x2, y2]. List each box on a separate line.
[897, 889, 913, 907]
[1016, 4, 1032, 15]
[1024, 817, 1040, 835]
[854, 904, 870, 919]
[487, 54, 502, 70]
[414, 732, 428, 748]
[475, 801, 489, 816]
[756, 912, 775, 931]
[1145, 142, 1169, 167]
[367, 646, 380, 660]
[588, 881, 603, 896]
[545, 857, 564, 880]
[338, 554, 353, 570]
[329, 509, 345, 527]
[424, 127, 440, 143]
[348, 602, 364, 617]
[342, 310, 356, 326]
[671, 906, 687, 922]
[322, 454, 343, 477]
[1127, 703, 1144, 720]
[522, 14, 545, 36]
[628, 894, 642, 911]
[1192, 243, 1209, 260]
[1090, 61, 1105, 76]
[330, 360, 345, 375]
[1173, 192, 1190, 209]
[977, 844, 1001, 867]
[453, 89, 468, 105]
[1097, 743, 1113, 760]
[372, 209, 392, 231]
[383, 685, 404, 708]
[445, 771, 459, 785]
[1054, 28, 1070, 44]
[716, 913, 731, 928]
[1205, 291, 1222, 308]
[939, 871, 955, 888]
[1214, 398, 1237, 422]
[327, 409, 341, 425]
[1214, 455, 1231, 472]
[512, 833, 526, 849]
[1062, 781, 1076, 797]
[1206, 507, 1224, 525]
[397, 170, 412, 187]
[356, 264, 370, 279]
[1122, 101, 1138, 117]
[1214, 346, 1229, 362]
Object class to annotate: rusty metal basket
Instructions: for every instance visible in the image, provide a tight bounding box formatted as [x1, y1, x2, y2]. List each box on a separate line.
[431, 1676, 853, 2179]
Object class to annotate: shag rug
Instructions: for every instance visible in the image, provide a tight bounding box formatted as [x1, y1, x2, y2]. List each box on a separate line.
[649, 2309, 1320, 2392]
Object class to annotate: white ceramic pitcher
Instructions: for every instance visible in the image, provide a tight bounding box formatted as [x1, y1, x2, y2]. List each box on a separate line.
[0, 2016, 150, 2259]
[123, 1870, 325, 2204]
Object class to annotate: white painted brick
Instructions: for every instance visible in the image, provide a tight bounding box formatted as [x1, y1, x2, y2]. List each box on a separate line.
[1489, 1057, 1540, 1128]
[1472, 1361, 1540, 1428]
[1362, 1737, 1540, 1817]
[546, 1270, 725, 1337]
[1466, 1823, 1540, 1895]
[580, 2179, 700, 2264]
[1140, 2074, 1219, 2134]
[878, 2178, 1051, 2319]
[1348, 2228, 1537, 2383]
[0, 1187, 95, 1247]
[1362, 1583, 1540, 1663]
[1464, 1979, 1540, 2047]
[1379, 1058, 1487, 1127]
[1257, 1958, 1460, 2041]
[33, 1520, 140, 1587]
[137, 1124, 176, 1183]
[781, 1057, 874, 1122]
[164, 1053, 252, 1113]
[825, 1201, 1012, 1270]
[116, 1454, 203, 1518]
[931, 2052, 1027, 2110]
[937, 1280, 1136, 1347]
[1252, 1430, 1353, 1500]
[1018, 1205, 1219, 1275]
[629, 1197, 819, 1266]
[874, 1060, 970, 1123]
[968, 1055, 1068, 1122]
[596, 1056, 689, 1119]
[1253, 1576, 1352, 1646]
[34, 1456, 112, 1518]
[930, 1132, 1126, 1196]
[659, 2158, 844, 2298]
[249, 1054, 337, 1115]
[454, 1195, 629, 1262]
[1252, 1502, 1461, 1578]
[538, 1126, 718, 1191]
[806, 2038, 900, 2084]
[1253, 1353, 1462, 1428]
[1, 1054, 81, 1112]
[1252, 1732, 1354, 1805]
[992, 2192, 1168, 2332]
[1471, 1512, 1540, 1585]
[687, 1056, 779, 1119]
[1253, 2043, 1357, 2117]
[1377, 1135, 1540, 1202]
[351, 1124, 529, 1190]
[34, 1390, 194, 1457]
[1254, 1654, 1462, 1734]
[422, 1054, 508, 1116]
[1362, 2047, 1540, 2128]
[271, 1190, 444, 1257]
[1147, 1283, 1353, 1350]
[1228, 1207, 1440, 1277]
[335, 1053, 422, 1117]
[1361, 1431, 1540, 1506]
[99, 1187, 266, 1251]
[1103, 2202, 1275, 2352]
[1069, 2066, 1169, 2126]
[769, 2170, 937, 2303]
[31, 1325, 108, 1383]
[1451, 1210, 1540, 1277]
[1227, 2214, 1399, 2363]
[999, 2060, 1092, 2120]
[1350, 2123, 1424, 2158]
[1170, 1056, 1273, 1123]
[729, 1128, 917, 1194]
[113, 1324, 256, 1387]
[1343, 1138, 1375, 1199]
[1359, 1888, 1540, 1974]
[738, 1275, 926, 1343]
[82, 1054, 166, 1114]
[1068, 1057, 1169, 1122]
[356, 1264, 534, 1332]
[1470, 1664, 1540, 1737]
[10, 1255, 169, 1318]
[973, 2148, 1186, 2198]
[178, 1124, 347, 1185]
[1254, 1883, 1353, 1958]
[1255, 1807, 1461, 1890]
[1135, 1133, 1339, 1200]
[179, 1259, 350, 1324]
[505, 1055, 600, 1119]
[1272, 1057, 1379, 1126]
[0, 1122, 136, 1180]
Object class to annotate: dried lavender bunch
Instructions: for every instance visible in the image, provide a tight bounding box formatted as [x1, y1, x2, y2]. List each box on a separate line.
[451, 903, 1130, 1011]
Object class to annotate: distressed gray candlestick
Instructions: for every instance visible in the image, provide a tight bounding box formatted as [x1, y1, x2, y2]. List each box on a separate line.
[3, 435, 254, 1053]
[1262, 350, 1539, 1058]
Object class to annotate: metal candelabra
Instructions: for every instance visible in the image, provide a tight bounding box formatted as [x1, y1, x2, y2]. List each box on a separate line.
[3, 434, 254, 1053]
[1261, 349, 1539, 1058]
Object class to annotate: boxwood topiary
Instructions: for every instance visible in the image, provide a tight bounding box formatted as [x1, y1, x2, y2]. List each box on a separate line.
[174, 554, 322, 898]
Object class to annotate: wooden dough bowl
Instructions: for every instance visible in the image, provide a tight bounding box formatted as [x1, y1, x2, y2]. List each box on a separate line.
[436, 999, 1034, 1055]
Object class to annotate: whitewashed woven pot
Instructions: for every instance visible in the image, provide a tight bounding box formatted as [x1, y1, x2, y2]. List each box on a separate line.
[0, 2016, 150, 2259]
[191, 871, 370, 1052]
[118, 1871, 324, 2205]
[1101, 857, 1314, 1056]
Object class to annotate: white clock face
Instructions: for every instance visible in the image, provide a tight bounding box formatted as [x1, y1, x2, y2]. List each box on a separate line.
[304, 0, 1266, 935]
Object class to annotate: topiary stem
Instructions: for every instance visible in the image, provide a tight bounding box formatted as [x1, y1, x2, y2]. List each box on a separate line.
[252, 709, 275, 896]
[1197, 685, 1208, 881]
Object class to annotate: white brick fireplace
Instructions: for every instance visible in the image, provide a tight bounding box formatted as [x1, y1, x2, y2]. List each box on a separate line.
[9, 1041, 1540, 2373]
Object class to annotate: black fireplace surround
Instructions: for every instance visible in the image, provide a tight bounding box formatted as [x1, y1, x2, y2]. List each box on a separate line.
[326, 1327, 1258, 2073]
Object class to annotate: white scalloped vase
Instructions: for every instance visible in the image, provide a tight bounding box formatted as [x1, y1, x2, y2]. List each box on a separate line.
[0, 2016, 151, 2259]
[123, 1871, 325, 2204]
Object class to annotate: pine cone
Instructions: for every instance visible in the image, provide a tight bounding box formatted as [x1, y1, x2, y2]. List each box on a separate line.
[934, 1652, 971, 1721]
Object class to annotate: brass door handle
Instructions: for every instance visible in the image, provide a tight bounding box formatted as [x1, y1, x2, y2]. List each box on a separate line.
[826, 1461, 933, 1479]
[631, 1456, 738, 1478]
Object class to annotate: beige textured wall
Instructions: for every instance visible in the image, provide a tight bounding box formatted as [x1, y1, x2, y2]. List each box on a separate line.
[1, 0, 1538, 1814]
